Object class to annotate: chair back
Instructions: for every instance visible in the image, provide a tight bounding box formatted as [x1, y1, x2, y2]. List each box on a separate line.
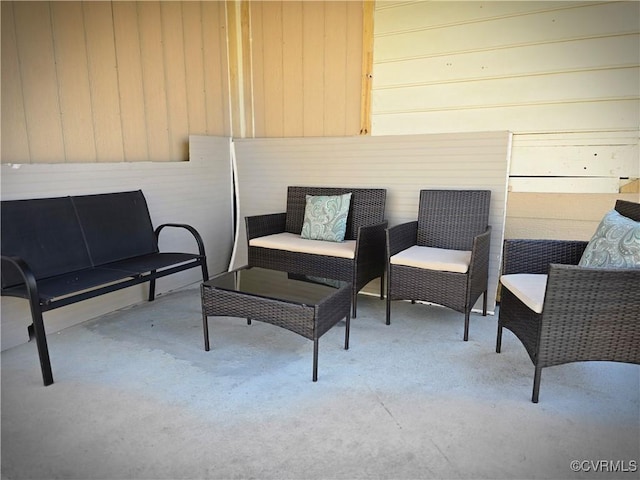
[417, 190, 491, 250]
[615, 199, 640, 221]
[285, 186, 386, 241]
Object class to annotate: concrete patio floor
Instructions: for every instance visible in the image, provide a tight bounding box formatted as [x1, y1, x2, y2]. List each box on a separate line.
[2, 285, 638, 479]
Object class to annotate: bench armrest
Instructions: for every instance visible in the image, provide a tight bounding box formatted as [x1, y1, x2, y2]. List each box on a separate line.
[386, 221, 418, 258]
[154, 223, 207, 257]
[355, 220, 388, 264]
[502, 239, 588, 275]
[1, 255, 39, 299]
[245, 213, 287, 241]
[469, 226, 492, 279]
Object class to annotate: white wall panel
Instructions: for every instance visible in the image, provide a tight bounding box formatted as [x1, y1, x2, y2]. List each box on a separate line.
[231, 131, 512, 315]
[1, 136, 233, 350]
[371, 1, 640, 201]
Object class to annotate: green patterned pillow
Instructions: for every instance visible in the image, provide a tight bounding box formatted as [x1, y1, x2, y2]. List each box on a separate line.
[578, 209, 640, 268]
[301, 193, 352, 242]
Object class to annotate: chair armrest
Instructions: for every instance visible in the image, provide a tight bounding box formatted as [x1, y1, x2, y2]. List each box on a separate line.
[386, 221, 418, 257]
[355, 220, 388, 262]
[1, 255, 39, 299]
[154, 223, 207, 257]
[502, 239, 588, 275]
[245, 213, 286, 241]
[543, 263, 640, 336]
[469, 226, 492, 278]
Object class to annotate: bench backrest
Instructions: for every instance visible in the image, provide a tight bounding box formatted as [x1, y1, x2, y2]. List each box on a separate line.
[1, 190, 158, 287]
[285, 186, 386, 241]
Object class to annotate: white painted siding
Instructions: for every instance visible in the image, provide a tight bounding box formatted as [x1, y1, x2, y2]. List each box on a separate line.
[371, 1, 639, 196]
[1, 136, 234, 350]
[231, 131, 512, 314]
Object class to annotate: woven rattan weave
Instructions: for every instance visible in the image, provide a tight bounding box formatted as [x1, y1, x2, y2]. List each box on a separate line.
[386, 190, 492, 340]
[246, 186, 387, 318]
[497, 199, 640, 403]
[201, 267, 352, 381]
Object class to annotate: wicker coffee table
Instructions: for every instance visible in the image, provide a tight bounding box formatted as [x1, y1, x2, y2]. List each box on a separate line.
[200, 267, 351, 381]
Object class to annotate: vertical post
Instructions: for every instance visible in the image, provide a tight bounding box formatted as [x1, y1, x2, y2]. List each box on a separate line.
[359, 0, 374, 135]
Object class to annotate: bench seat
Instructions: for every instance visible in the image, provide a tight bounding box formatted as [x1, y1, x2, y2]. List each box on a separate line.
[249, 232, 356, 259]
[1, 190, 209, 386]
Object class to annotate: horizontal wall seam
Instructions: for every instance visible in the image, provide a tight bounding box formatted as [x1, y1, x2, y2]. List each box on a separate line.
[374, 97, 640, 116]
[375, 2, 618, 37]
[373, 32, 640, 65]
[373, 65, 640, 90]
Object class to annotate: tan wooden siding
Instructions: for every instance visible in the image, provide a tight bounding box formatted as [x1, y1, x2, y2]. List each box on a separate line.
[1, 1, 231, 164]
[248, 1, 363, 138]
[231, 131, 512, 314]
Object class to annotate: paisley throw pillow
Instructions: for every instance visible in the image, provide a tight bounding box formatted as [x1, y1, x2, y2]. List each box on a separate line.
[578, 209, 640, 268]
[301, 193, 352, 242]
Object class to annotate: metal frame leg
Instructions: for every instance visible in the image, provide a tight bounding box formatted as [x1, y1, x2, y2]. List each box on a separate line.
[344, 313, 351, 350]
[30, 303, 53, 386]
[148, 271, 156, 301]
[532, 366, 542, 403]
[312, 339, 319, 382]
[463, 312, 470, 341]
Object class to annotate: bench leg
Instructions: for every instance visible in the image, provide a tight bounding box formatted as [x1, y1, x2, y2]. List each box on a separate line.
[148, 271, 156, 301]
[386, 297, 391, 325]
[463, 311, 470, 341]
[351, 288, 358, 318]
[29, 301, 54, 386]
[201, 260, 209, 282]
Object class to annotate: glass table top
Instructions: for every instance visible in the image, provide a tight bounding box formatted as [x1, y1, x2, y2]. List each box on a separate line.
[203, 267, 349, 306]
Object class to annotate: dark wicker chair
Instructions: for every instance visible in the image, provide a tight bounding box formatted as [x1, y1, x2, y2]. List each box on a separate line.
[496, 199, 640, 403]
[386, 190, 492, 340]
[245, 186, 387, 317]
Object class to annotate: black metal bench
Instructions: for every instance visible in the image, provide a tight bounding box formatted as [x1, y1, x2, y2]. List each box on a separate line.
[1, 190, 209, 386]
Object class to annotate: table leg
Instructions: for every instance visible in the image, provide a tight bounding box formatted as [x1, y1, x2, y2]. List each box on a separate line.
[313, 338, 319, 382]
[344, 313, 350, 350]
[202, 312, 210, 351]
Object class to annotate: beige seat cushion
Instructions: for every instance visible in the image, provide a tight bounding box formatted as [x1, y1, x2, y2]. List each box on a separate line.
[390, 245, 471, 273]
[500, 274, 548, 314]
[249, 232, 356, 259]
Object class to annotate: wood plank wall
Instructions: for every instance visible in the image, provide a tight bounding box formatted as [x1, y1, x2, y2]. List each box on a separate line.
[1, 1, 230, 163]
[370, 1, 639, 239]
[247, 1, 363, 138]
[1, 1, 364, 163]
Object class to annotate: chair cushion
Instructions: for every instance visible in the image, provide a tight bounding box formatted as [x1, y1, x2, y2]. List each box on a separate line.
[390, 245, 471, 273]
[301, 193, 352, 242]
[500, 274, 547, 314]
[578, 209, 640, 269]
[249, 232, 356, 259]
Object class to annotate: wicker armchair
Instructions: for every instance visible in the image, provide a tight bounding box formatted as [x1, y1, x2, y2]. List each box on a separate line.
[496, 199, 640, 403]
[246, 186, 387, 317]
[386, 190, 492, 340]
